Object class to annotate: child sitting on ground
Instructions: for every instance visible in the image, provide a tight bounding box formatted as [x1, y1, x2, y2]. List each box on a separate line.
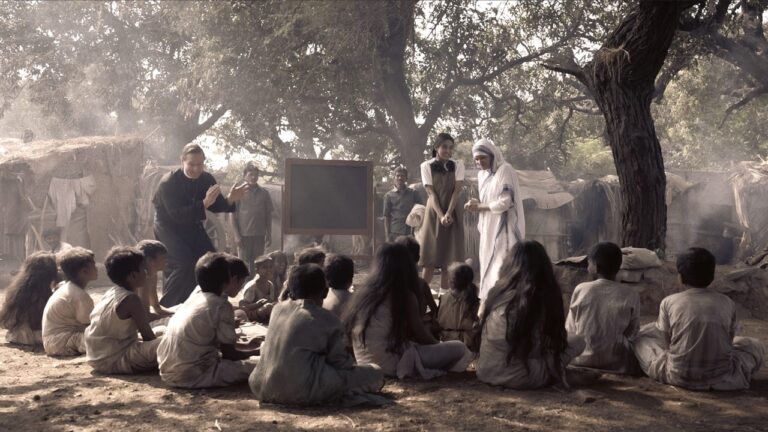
[633, 247, 765, 390]
[42, 247, 98, 356]
[85, 246, 161, 374]
[476, 241, 585, 389]
[158, 253, 259, 388]
[250, 264, 385, 406]
[395, 236, 439, 336]
[0, 252, 59, 348]
[268, 250, 288, 290]
[322, 254, 355, 318]
[437, 262, 480, 352]
[279, 247, 326, 300]
[237, 256, 276, 323]
[136, 240, 174, 319]
[565, 242, 640, 374]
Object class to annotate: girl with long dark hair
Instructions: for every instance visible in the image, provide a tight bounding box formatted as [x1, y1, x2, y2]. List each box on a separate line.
[344, 243, 472, 379]
[475, 240, 585, 389]
[0, 252, 59, 347]
[416, 133, 465, 292]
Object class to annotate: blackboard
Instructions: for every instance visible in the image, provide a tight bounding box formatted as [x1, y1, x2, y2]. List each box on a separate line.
[283, 159, 373, 235]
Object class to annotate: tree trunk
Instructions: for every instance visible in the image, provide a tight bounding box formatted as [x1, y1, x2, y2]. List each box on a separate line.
[376, 0, 426, 178]
[584, 1, 695, 250]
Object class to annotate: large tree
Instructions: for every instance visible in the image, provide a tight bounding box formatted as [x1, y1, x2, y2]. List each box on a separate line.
[177, 0, 581, 176]
[543, 1, 699, 250]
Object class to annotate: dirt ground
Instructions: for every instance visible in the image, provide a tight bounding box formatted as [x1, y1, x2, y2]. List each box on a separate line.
[1, 286, 767, 432]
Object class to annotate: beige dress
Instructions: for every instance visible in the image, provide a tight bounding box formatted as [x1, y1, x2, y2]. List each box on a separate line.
[249, 299, 384, 406]
[476, 295, 584, 389]
[352, 299, 473, 380]
[565, 279, 640, 373]
[158, 290, 254, 388]
[417, 158, 465, 267]
[5, 325, 42, 347]
[632, 288, 765, 390]
[42, 281, 93, 356]
[84, 286, 161, 374]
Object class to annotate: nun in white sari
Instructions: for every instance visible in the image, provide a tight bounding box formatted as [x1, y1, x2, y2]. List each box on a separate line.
[465, 139, 525, 300]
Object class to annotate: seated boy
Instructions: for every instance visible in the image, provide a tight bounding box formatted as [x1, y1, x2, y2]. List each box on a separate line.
[42, 247, 98, 356]
[84, 246, 161, 374]
[322, 254, 354, 318]
[633, 247, 766, 390]
[565, 242, 640, 373]
[237, 256, 276, 323]
[278, 247, 326, 301]
[249, 264, 384, 406]
[158, 253, 258, 388]
[136, 240, 174, 319]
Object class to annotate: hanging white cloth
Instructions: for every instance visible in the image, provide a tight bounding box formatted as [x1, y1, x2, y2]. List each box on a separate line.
[48, 176, 96, 227]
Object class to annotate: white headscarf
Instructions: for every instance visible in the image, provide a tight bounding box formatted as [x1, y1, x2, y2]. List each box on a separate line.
[472, 138, 505, 173]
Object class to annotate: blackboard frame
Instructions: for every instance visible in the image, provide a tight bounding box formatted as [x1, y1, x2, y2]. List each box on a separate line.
[282, 158, 374, 236]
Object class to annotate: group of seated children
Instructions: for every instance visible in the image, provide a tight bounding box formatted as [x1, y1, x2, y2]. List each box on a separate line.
[1, 236, 766, 407]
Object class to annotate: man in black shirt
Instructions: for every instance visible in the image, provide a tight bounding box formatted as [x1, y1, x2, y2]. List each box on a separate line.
[152, 144, 248, 307]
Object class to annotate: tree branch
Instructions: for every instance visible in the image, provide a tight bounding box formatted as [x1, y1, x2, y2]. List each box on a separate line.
[719, 86, 768, 127]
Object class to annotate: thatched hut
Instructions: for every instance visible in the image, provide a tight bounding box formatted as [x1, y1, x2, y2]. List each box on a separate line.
[0, 136, 144, 265]
[730, 161, 768, 261]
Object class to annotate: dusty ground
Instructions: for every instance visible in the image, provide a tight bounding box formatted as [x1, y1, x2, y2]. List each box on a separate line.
[1, 286, 767, 432]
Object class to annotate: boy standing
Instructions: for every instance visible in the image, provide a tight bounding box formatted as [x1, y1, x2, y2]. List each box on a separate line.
[383, 167, 422, 242]
[85, 247, 161, 374]
[42, 247, 97, 356]
[633, 248, 765, 390]
[565, 242, 640, 373]
[231, 163, 274, 275]
[158, 253, 258, 388]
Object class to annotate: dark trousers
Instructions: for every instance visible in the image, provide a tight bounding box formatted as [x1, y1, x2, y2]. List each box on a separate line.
[155, 222, 214, 307]
[238, 235, 266, 275]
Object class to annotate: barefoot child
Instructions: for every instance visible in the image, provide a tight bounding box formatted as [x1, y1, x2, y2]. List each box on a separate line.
[42, 247, 97, 356]
[437, 263, 480, 352]
[136, 240, 174, 318]
[250, 264, 385, 405]
[633, 247, 765, 390]
[566, 242, 640, 374]
[0, 252, 59, 347]
[238, 256, 276, 323]
[158, 253, 258, 388]
[85, 246, 161, 374]
[322, 254, 355, 318]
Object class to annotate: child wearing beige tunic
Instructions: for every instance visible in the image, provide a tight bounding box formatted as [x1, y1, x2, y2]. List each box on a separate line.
[633, 248, 765, 390]
[85, 247, 161, 374]
[566, 242, 640, 373]
[158, 253, 258, 388]
[250, 264, 384, 406]
[43, 247, 97, 356]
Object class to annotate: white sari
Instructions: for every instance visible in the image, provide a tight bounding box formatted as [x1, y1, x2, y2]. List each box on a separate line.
[474, 139, 525, 299]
